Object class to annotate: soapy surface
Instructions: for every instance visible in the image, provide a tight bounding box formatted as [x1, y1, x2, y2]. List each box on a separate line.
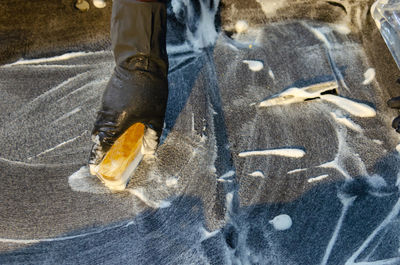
[1, 1, 400, 264]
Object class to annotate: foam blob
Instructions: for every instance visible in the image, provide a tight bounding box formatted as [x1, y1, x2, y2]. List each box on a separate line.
[235, 20, 249, 33]
[243, 60, 264, 72]
[92, 0, 106, 8]
[166, 177, 178, 187]
[249, 171, 265, 178]
[396, 144, 400, 153]
[269, 214, 293, 231]
[68, 166, 111, 194]
[362, 68, 376, 85]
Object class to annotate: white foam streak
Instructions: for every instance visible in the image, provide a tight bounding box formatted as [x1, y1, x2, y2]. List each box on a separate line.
[345, 196, 400, 265]
[220, 170, 235, 179]
[308, 174, 329, 183]
[31, 130, 88, 158]
[362, 68, 376, 85]
[303, 23, 350, 92]
[0, 221, 128, 244]
[4, 64, 91, 69]
[330, 112, 363, 132]
[51, 107, 82, 124]
[321, 95, 376, 117]
[217, 170, 235, 182]
[128, 189, 171, 209]
[239, 148, 305, 158]
[226, 192, 234, 214]
[248, 171, 266, 178]
[0, 157, 80, 167]
[319, 160, 351, 179]
[351, 258, 400, 265]
[321, 194, 356, 265]
[287, 168, 308, 174]
[306, 25, 332, 49]
[5, 51, 104, 66]
[56, 78, 107, 103]
[28, 72, 88, 107]
[268, 69, 275, 80]
[200, 227, 220, 241]
[259, 81, 338, 107]
[332, 23, 351, 35]
[243, 60, 264, 71]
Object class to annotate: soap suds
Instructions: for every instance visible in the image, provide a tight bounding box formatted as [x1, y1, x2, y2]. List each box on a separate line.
[243, 60, 264, 72]
[303, 23, 350, 92]
[166, 177, 179, 187]
[200, 227, 220, 241]
[226, 192, 234, 213]
[318, 160, 352, 180]
[330, 112, 363, 132]
[239, 148, 306, 158]
[259, 81, 376, 118]
[308, 174, 329, 183]
[0, 221, 128, 244]
[287, 168, 308, 174]
[332, 23, 351, 35]
[362, 68, 376, 85]
[321, 95, 376, 118]
[217, 170, 235, 182]
[345, 195, 400, 265]
[6, 51, 103, 66]
[30, 130, 88, 159]
[220, 170, 235, 179]
[268, 69, 275, 80]
[259, 81, 338, 107]
[255, 0, 287, 17]
[142, 127, 158, 156]
[68, 166, 111, 194]
[129, 188, 171, 209]
[235, 20, 249, 33]
[51, 107, 82, 124]
[269, 214, 292, 231]
[321, 194, 357, 265]
[248, 171, 266, 178]
[92, 0, 106, 8]
[373, 139, 383, 145]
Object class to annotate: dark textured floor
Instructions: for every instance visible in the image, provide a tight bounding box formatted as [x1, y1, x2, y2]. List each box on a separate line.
[1, 0, 400, 264]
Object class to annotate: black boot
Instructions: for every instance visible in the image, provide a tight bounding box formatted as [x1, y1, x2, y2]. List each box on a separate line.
[89, 0, 168, 169]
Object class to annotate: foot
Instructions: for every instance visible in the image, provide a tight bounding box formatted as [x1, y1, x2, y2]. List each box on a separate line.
[88, 0, 168, 190]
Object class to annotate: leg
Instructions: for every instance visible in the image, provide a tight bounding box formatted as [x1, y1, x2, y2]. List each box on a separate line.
[89, 0, 168, 189]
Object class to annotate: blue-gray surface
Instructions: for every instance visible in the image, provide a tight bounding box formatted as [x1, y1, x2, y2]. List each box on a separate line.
[1, 0, 400, 264]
